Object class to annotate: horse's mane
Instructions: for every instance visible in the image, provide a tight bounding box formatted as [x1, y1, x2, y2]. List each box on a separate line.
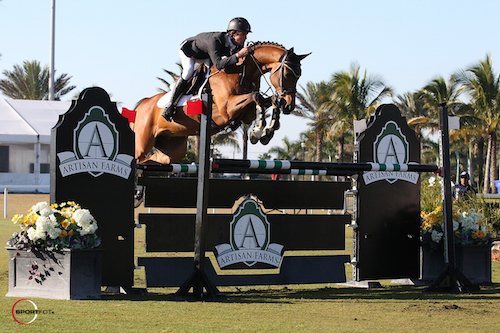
[250, 41, 286, 50]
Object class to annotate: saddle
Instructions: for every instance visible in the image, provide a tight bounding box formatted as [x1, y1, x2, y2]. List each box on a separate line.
[156, 64, 210, 109]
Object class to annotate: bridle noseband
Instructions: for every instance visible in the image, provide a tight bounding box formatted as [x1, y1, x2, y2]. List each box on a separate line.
[248, 47, 301, 106]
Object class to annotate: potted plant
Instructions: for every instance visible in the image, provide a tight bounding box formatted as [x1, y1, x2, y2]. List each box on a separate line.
[6, 201, 102, 299]
[420, 177, 495, 284]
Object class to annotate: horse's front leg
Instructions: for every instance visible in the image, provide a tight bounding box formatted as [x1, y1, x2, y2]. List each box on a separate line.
[259, 106, 281, 145]
[249, 103, 266, 144]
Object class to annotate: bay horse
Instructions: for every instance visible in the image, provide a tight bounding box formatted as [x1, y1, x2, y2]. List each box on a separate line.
[133, 42, 310, 165]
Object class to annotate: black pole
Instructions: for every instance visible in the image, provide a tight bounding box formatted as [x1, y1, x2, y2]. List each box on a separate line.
[176, 85, 219, 299]
[426, 103, 478, 292]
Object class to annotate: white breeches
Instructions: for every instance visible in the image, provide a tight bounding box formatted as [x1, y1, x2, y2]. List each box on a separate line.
[179, 49, 196, 80]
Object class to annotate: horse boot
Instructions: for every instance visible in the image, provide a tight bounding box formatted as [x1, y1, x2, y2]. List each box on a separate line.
[162, 78, 189, 121]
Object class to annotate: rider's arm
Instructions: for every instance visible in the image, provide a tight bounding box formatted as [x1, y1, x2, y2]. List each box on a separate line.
[207, 37, 239, 70]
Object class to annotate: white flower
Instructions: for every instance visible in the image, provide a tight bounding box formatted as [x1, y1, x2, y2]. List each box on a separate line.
[431, 230, 443, 243]
[47, 227, 62, 239]
[32, 202, 50, 214]
[428, 177, 436, 187]
[35, 216, 52, 232]
[80, 223, 97, 236]
[73, 209, 94, 227]
[39, 207, 54, 217]
[49, 214, 58, 224]
[27, 227, 39, 241]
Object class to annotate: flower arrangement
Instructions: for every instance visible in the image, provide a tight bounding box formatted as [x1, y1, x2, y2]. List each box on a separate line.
[421, 205, 492, 248]
[7, 201, 101, 252]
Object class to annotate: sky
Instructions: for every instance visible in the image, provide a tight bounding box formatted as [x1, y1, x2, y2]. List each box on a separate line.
[1, 0, 499, 159]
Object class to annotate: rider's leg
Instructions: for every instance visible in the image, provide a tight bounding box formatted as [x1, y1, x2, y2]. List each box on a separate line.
[162, 50, 195, 121]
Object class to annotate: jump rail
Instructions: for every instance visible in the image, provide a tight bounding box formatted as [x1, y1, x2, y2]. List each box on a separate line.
[137, 159, 440, 176]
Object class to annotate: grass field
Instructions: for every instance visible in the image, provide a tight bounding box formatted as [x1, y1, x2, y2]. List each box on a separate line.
[1, 194, 499, 332]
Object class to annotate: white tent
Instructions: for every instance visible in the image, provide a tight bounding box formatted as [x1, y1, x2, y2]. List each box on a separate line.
[0, 98, 71, 144]
[0, 98, 71, 192]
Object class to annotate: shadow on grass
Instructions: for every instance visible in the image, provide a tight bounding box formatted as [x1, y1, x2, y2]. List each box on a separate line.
[99, 283, 500, 304]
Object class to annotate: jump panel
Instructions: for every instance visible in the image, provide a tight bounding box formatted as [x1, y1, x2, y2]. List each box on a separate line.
[137, 255, 350, 287]
[139, 178, 351, 209]
[140, 213, 349, 252]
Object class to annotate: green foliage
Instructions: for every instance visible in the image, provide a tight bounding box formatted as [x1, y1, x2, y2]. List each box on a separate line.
[420, 176, 443, 213]
[455, 195, 500, 234]
[0, 60, 75, 100]
[421, 175, 499, 235]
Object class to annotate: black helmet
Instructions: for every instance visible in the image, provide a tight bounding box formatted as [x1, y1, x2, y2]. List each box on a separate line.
[460, 171, 470, 179]
[227, 17, 251, 33]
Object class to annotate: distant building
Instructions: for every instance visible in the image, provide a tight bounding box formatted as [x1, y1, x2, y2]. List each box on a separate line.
[0, 98, 71, 192]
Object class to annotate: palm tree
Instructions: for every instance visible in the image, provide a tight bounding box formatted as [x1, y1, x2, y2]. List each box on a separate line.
[212, 130, 240, 158]
[327, 63, 393, 161]
[454, 55, 500, 193]
[394, 91, 430, 137]
[296, 81, 335, 162]
[0, 60, 75, 100]
[268, 137, 301, 160]
[157, 63, 182, 92]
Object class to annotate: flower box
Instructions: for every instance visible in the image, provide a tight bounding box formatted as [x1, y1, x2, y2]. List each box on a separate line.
[6, 247, 102, 300]
[420, 244, 492, 285]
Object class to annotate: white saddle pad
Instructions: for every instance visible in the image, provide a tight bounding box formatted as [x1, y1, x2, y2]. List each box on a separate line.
[156, 93, 193, 109]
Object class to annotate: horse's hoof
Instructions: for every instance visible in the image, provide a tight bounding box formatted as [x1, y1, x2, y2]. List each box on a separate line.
[260, 132, 274, 145]
[134, 188, 145, 208]
[274, 120, 280, 130]
[250, 135, 259, 144]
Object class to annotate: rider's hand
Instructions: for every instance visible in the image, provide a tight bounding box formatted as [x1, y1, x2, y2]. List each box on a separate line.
[237, 47, 249, 59]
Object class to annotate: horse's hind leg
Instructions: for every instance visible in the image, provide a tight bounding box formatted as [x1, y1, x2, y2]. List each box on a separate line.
[149, 136, 188, 164]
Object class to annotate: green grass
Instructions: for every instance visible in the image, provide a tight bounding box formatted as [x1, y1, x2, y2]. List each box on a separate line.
[1, 194, 499, 333]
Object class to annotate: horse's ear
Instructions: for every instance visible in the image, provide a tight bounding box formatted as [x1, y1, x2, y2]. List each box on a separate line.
[297, 52, 311, 61]
[287, 47, 295, 54]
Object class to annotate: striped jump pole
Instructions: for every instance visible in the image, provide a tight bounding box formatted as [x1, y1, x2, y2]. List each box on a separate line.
[211, 159, 439, 175]
[137, 160, 439, 176]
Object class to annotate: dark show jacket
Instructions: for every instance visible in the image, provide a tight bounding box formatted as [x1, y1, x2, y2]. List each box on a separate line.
[180, 32, 241, 70]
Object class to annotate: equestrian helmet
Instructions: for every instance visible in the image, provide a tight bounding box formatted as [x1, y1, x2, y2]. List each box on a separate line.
[460, 171, 470, 179]
[227, 17, 252, 33]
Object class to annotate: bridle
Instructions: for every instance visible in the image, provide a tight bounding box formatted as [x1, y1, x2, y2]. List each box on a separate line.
[247, 45, 301, 108]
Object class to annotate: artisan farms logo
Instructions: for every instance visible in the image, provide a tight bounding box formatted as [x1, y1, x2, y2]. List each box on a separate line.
[363, 121, 419, 184]
[57, 106, 133, 178]
[215, 199, 284, 268]
[11, 299, 54, 325]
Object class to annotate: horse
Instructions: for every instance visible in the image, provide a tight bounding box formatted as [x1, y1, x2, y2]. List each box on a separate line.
[133, 42, 310, 165]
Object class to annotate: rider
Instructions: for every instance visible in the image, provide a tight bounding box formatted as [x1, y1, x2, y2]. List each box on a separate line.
[162, 17, 252, 121]
[453, 171, 475, 200]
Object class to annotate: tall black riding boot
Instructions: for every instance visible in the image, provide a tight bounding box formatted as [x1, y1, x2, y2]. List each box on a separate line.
[162, 78, 189, 121]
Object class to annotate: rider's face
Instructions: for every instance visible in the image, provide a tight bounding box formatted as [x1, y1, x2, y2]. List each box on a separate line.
[232, 31, 248, 46]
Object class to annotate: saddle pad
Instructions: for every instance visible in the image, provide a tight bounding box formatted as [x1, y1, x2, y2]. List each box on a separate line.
[156, 92, 192, 109]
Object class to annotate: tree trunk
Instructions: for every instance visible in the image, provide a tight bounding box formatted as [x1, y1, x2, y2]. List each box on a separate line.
[489, 131, 497, 193]
[483, 136, 492, 193]
[315, 131, 323, 162]
[468, 141, 474, 188]
[337, 136, 345, 162]
[477, 137, 484, 191]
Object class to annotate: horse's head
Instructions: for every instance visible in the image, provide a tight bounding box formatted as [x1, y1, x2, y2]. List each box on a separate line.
[269, 47, 310, 114]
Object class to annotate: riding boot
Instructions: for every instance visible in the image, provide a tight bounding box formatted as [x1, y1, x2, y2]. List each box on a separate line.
[162, 78, 189, 121]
